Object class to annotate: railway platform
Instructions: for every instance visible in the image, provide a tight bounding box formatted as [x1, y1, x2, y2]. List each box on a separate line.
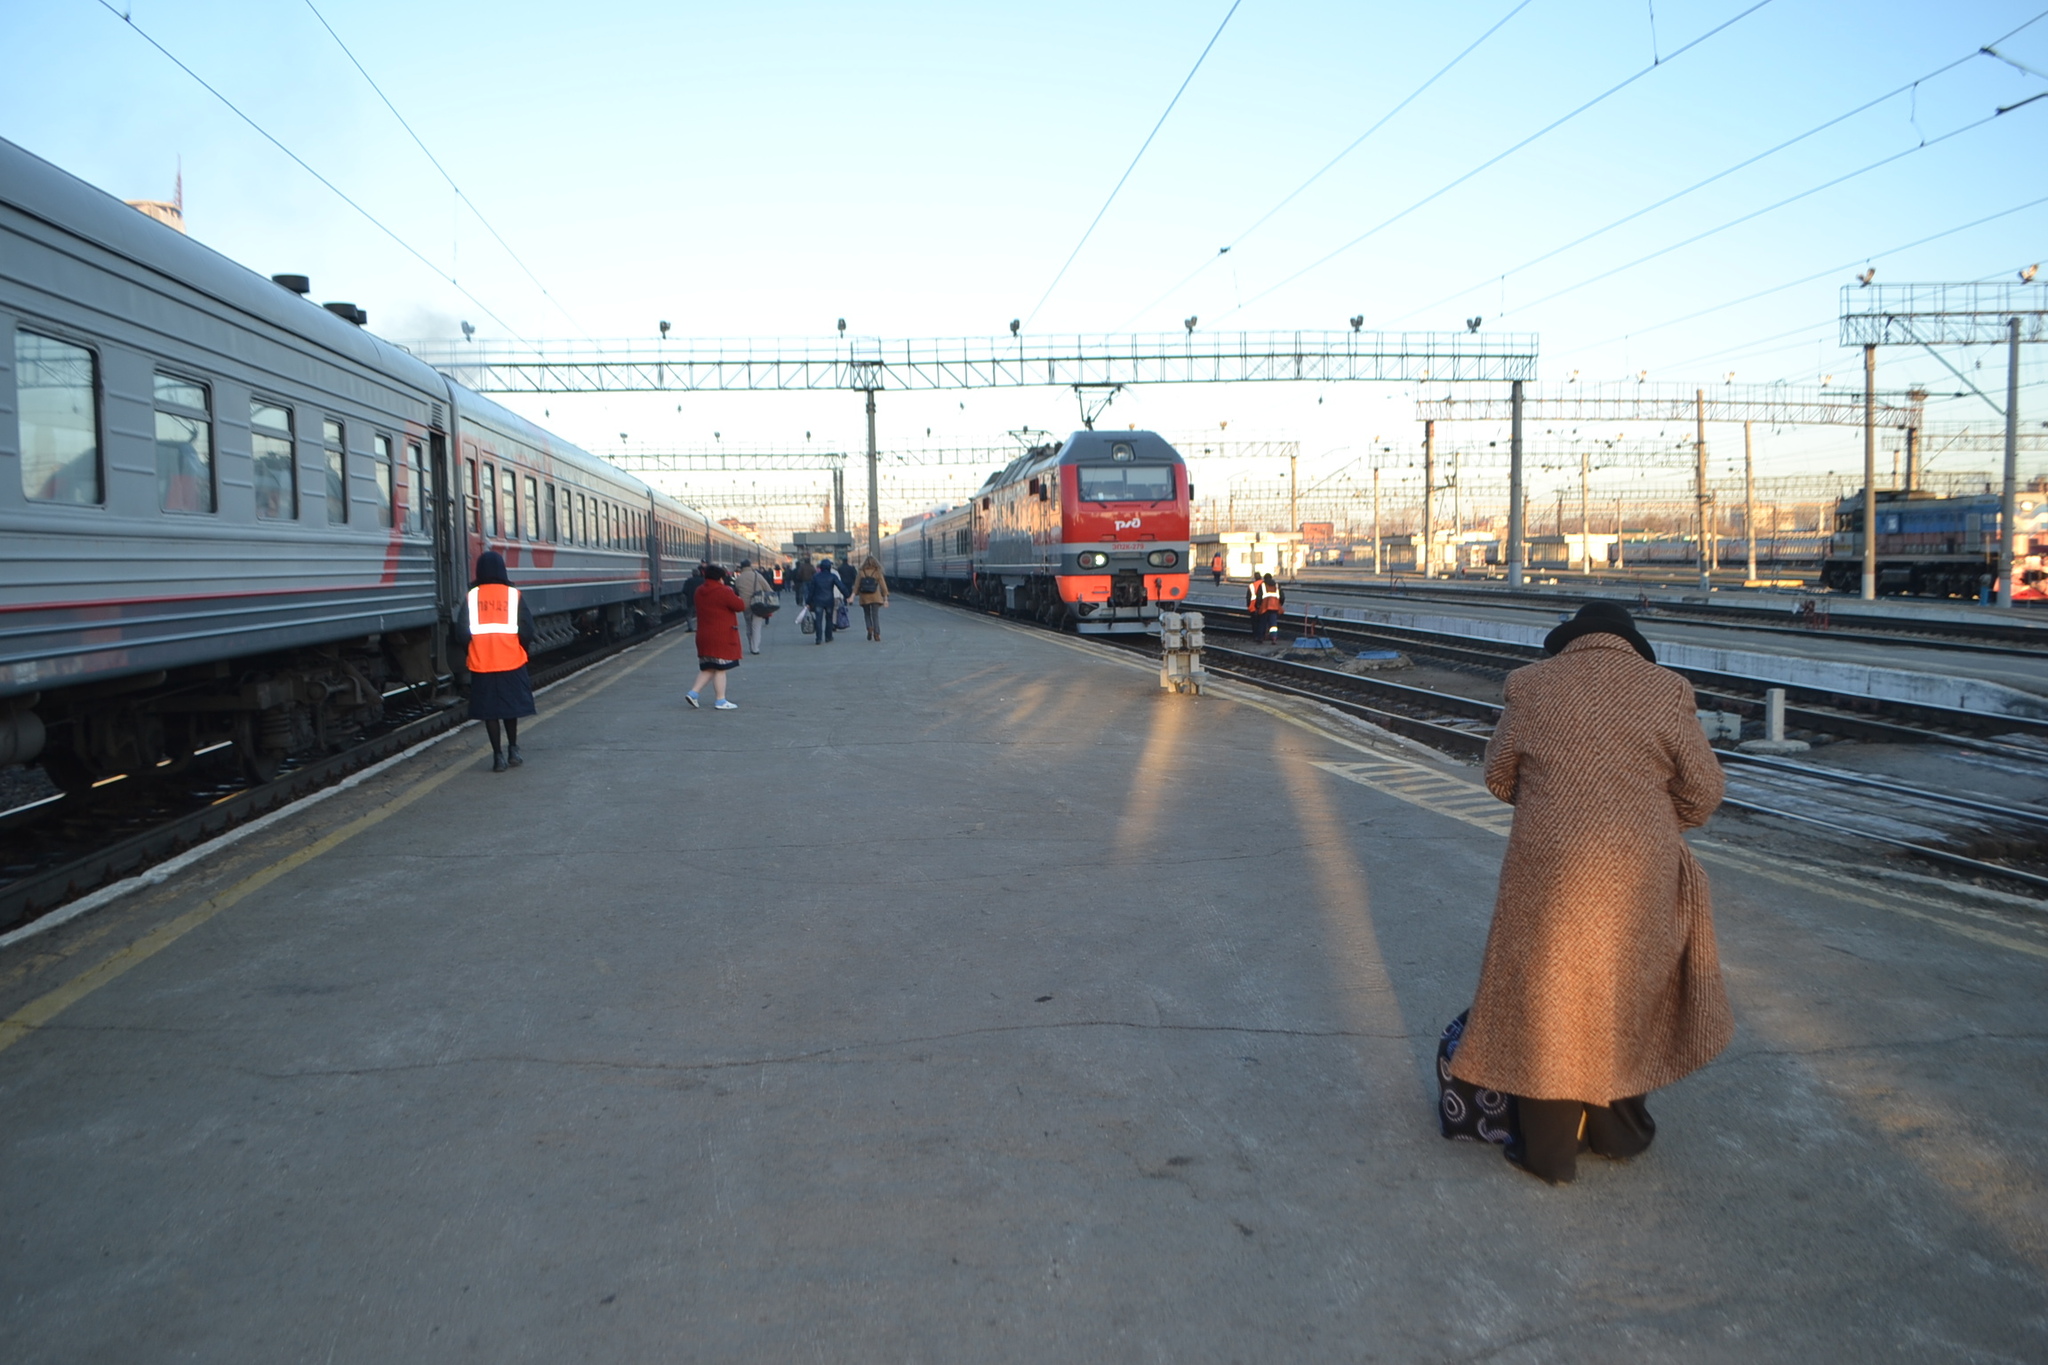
[1, 597, 2044, 1361]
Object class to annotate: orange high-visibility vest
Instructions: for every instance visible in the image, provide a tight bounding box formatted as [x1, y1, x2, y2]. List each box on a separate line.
[465, 584, 528, 672]
[1248, 581, 1266, 608]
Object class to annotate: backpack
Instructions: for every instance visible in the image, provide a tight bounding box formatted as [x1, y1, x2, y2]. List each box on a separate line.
[857, 575, 878, 594]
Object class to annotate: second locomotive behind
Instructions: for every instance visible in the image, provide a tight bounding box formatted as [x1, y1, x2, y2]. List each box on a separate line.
[883, 431, 1192, 632]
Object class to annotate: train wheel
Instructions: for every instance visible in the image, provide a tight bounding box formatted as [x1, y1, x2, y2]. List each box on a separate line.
[38, 748, 97, 797]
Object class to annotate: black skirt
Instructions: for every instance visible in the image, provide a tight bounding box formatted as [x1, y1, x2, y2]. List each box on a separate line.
[468, 666, 536, 719]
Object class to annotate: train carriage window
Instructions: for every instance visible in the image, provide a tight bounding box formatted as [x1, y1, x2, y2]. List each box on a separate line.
[1077, 465, 1174, 502]
[152, 373, 214, 513]
[372, 434, 394, 527]
[481, 464, 497, 537]
[405, 441, 427, 533]
[322, 419, 348, 524]
[16, 332, 102, 505]
[523, 477, 539, 541]
[500, 467, 518, 539]
[544, 483, 558, 542]
[252, 399, 297, 519]
[576, 492, 589, 545]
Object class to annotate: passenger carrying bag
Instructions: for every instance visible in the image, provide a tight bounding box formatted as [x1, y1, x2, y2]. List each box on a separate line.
[858, 575, 878, 594]
[796, 607, 815, 633]
[834, 604, 851, 631]
[1437, 1010, 1518, 1145]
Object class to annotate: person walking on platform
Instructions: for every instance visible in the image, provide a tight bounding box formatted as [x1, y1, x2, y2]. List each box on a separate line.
[1210, 551, 1226, 586]
[450, 550, 536, 772]
[733, 558, 776, 655]
[681, 562, 707, 633]
[806, 557, 842, 644]
[853, 553, 890, 641]
[1446, 601, 1731, 1185]
[686, 565, 747, 711]
[791, 556, 814, 606]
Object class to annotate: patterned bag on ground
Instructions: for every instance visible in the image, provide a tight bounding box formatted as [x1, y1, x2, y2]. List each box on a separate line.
[1437, 1010, 1517, 1145]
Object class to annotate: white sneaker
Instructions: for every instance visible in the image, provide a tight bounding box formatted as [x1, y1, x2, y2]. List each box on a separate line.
[714, 699, 739, 710]
[685, 691, 700, 708]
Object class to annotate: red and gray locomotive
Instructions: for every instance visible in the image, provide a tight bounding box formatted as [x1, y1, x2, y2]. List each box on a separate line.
[883, 431, 1193, 633]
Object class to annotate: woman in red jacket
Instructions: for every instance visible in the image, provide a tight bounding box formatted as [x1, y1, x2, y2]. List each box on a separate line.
[686, 565, 747, 711]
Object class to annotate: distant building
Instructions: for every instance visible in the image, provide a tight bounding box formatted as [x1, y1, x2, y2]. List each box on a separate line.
[125, 200, 185, 233]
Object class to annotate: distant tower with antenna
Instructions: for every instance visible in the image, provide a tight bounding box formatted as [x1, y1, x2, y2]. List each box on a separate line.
[126, 156, 186, 234]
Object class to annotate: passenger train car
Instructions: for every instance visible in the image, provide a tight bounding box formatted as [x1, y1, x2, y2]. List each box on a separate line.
[883, 431, 1191, 632]
[0, 136, 767, 791]
[1819, 489, 2048, 598]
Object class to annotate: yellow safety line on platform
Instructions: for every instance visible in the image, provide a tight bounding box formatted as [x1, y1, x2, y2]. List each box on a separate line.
[986, 614, 2047, 961]
[0, 637, 684, 1058]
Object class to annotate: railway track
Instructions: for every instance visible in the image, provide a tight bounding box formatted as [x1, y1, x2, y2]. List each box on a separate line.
[1178, 615, 2048, 896]
[1194, 602, 2048, 761]
[914, 590, 2048, 897]
[1286, 575, 2048, 653]
[0, 619, 681, 936]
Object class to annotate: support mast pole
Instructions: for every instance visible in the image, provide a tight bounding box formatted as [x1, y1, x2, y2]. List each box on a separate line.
[1507, 380, 1525, 588]
[1861, 344, 1877, 601]
[1422, 420, 1436, 579]
[1744, 420, 1757, 585]
[864, 388, 880, 562]
[1999, 316, 2021, 609]
[1371, 466, 1381, 577]
[1695, 388, 1710, 591]
[1579, 446, 1590, 576]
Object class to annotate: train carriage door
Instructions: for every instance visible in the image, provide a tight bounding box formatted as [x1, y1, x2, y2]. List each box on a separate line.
[645, 495, 663, 597]
[430, 433, 461, 673]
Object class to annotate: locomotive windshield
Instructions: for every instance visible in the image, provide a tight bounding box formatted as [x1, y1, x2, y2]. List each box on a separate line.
[1077, 465, 1174, 502]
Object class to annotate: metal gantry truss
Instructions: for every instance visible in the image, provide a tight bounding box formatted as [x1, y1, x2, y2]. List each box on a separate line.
[1415, 381, 1926, 429]
[406, 330, 1540, 393]
[1838, 282, 2047, 606]
[405, 330, 1536, 559]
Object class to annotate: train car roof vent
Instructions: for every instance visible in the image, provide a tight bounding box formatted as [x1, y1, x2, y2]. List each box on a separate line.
[271, 274, 310, 295]
[323, 301, 368, 326]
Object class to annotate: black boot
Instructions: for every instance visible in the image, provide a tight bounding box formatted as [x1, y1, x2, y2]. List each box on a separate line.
[507, 745, 524, 768]
[491, 751, 509, 773]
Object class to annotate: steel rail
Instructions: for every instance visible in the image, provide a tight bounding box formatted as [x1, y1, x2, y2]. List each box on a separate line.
[1280, 578, 2048, 656]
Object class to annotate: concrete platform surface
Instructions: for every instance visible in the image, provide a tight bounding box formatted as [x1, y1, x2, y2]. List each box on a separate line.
[1, 597, 2044, 1363]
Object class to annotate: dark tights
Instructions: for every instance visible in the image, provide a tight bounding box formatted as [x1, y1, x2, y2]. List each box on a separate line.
[483, 717, 519, 755]
[1508, 1095, 1656, 1184]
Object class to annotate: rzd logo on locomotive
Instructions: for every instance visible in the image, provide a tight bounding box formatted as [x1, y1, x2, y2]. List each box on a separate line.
[1114, 517, 1143, 532]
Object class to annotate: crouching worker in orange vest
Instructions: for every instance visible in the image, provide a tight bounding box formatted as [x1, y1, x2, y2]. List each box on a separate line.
[450, 550, 537, 772]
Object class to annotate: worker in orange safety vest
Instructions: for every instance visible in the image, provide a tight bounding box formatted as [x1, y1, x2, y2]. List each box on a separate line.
[449, 550, 536, 772]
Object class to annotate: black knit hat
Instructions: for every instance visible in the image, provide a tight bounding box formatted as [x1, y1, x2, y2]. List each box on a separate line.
[473, 550, 509, 586]
[1543, 600, 1656, 663]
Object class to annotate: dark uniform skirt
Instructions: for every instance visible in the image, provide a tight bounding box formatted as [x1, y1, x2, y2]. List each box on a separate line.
[468, 666, 536, 720]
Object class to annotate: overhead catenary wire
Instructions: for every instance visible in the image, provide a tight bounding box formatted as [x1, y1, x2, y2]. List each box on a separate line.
[94, 0, 536, 350]
[1570, 192, 2048, 354]
[299, 0, 591, 338]
[1223, 0, 1776, 318]
[1500, 96, 2048, 319]
[1393, 10, 2048, 326]
[1118, 0, 1535, 329]
[1023, 0, 1242, 329]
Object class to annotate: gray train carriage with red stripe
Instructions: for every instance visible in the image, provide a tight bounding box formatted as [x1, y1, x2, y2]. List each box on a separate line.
[0, 135, 766, 791]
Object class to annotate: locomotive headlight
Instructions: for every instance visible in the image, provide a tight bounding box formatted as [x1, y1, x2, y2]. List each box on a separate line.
[1077, 551, 1110, 569]
[1146, 549, 1179, 568]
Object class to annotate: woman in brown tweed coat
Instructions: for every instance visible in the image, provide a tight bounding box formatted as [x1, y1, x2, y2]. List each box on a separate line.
[1449, 601, 1732, 1184]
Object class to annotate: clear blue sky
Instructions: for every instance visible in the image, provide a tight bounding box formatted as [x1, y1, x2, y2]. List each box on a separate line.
[5, 0, 2044, 514]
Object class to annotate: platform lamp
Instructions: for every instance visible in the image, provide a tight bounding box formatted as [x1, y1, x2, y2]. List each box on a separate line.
[1010, 319, 1020, 337]
[659, 320, 670, 340]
